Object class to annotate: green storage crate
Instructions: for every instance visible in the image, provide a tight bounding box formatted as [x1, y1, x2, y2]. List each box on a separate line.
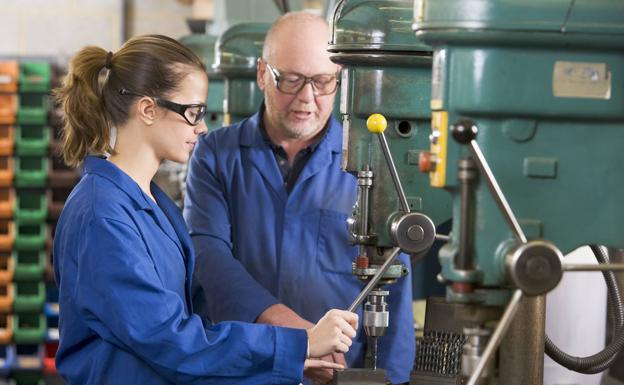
[15, 156, 48, 188]
[15, 125, 49, 155]
[14, 221, 46, 250]
[19, 62, 51, 92]
[12, 373, 45, 385]
[13, 314, 46, 344]
[13, 281, 45, 312]
[14, 190, 47, 223]
[13, 377, 45, 385]
[13, 250, 45, 281]
[16, 93, 49, 125]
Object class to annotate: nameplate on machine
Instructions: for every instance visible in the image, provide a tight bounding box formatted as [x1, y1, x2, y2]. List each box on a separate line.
[552, 61, 611, 100]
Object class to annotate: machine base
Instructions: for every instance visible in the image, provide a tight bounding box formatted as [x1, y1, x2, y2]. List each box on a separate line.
[330, 368, 389, 385]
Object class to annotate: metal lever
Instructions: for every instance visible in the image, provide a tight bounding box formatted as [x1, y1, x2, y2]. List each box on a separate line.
[450, 120, 529, 384]
[466, 289, 524, 385]
[348, 247, 401, 312]
[450, 120, 624, 383]
[451, 120, 527, 245]
[435, 233, 450, 242]
[452, 121, 624, 275]
[564, 263, 624, 272]
[367, 114, 411, 213]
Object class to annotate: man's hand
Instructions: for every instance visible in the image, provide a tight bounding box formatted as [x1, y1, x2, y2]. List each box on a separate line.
[304, 352, 347, 385]
[257, 304, 314, 329]
[303, 357, 344, 371]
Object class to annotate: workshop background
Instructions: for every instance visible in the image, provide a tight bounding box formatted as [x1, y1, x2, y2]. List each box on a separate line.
[0, 1, 622, 385]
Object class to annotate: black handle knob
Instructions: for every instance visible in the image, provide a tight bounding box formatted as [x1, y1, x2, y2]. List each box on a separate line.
[451, 119, 478, 144]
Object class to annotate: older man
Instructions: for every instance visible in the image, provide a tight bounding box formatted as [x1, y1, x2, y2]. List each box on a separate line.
[184, 11, 414, 385]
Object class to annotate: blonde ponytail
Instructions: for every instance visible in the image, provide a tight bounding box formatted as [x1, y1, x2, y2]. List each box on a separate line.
[54, 46, 114, 167]
[54, 35, 205, 168]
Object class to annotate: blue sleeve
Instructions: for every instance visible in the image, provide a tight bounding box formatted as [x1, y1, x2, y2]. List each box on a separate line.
[377, 252, 416, 384]
[75, 217, 306, 385]
[184, 135, 279, 323]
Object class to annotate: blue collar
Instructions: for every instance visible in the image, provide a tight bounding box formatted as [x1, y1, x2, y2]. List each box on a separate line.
[257, 103, 327, 153]
[82, 155, 156, 211]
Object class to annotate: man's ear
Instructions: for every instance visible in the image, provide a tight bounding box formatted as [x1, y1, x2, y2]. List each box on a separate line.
[257, 58, 267, 91]
[137, 96, 157, 126]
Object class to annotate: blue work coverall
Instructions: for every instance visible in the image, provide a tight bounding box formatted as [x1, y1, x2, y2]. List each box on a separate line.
[184, 112, 416, 384]
[53, 156, 307, 385]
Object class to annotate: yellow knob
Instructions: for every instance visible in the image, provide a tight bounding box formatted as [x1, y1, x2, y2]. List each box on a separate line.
[367, 113, 387, 134]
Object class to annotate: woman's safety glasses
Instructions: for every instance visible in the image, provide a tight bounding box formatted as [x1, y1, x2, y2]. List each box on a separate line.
[119, 89, 207, 126]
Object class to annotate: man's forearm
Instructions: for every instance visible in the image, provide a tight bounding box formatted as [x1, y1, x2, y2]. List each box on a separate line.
[256, 303, 314, 329]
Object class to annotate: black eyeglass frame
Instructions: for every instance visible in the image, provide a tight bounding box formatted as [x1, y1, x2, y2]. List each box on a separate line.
[265, 63, 340, 96]
[119, 88, 207, 126]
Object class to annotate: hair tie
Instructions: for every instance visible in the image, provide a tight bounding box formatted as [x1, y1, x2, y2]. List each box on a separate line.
[105, 51, 113, 70]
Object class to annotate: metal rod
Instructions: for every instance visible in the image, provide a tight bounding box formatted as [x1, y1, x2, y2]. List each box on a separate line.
[365, 336, 378, 370]
[457, 157, 476, 270]
[359, 167, 371, 237]
[356, 167, 372, 257]
[435, 233, 450, 242]
[466, 289, 524, 385]
[348, 247, 402, 312]
[468, 141, 527, 244]
[564, 263, 624, 272]
[377, 133, 410, 213]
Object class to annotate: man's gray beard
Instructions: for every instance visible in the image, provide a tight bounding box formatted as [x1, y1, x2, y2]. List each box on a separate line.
[283, 124, 315, 139]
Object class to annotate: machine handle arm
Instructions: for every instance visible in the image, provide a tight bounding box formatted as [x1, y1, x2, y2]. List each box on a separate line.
[451, 119, 528, 244]
[563, 263, 624, 272]
[348, 247, 402, 312]
[367, 113, 411, 213]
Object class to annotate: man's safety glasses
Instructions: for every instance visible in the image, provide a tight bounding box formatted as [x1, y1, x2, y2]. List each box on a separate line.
[265, 63, 339, 96]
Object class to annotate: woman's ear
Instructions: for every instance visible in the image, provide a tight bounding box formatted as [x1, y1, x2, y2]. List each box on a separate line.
[137, 96, 157, 126]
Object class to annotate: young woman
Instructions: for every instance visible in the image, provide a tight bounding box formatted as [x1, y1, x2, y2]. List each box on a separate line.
[53, 34, 357, 385]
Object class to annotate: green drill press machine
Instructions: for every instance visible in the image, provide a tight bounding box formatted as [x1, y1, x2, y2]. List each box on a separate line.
[328, 0, 624, 384]
[413, 0, 624, 384]
[328, 0, 452, 382]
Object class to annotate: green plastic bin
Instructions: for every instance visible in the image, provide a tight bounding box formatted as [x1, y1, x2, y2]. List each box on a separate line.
[14, 221, 46, 251]
[16, 94, 49, 125]
[14, 190, 47, 223]
[13, 375, 45, 385]
[13, 281, 46, 312]
[14, 156, 48, 188]
[19, 62, 51, 92]
[13, 250, 45, 281]
[13, 314, 46, 344]
[15, 125, 49, 156]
